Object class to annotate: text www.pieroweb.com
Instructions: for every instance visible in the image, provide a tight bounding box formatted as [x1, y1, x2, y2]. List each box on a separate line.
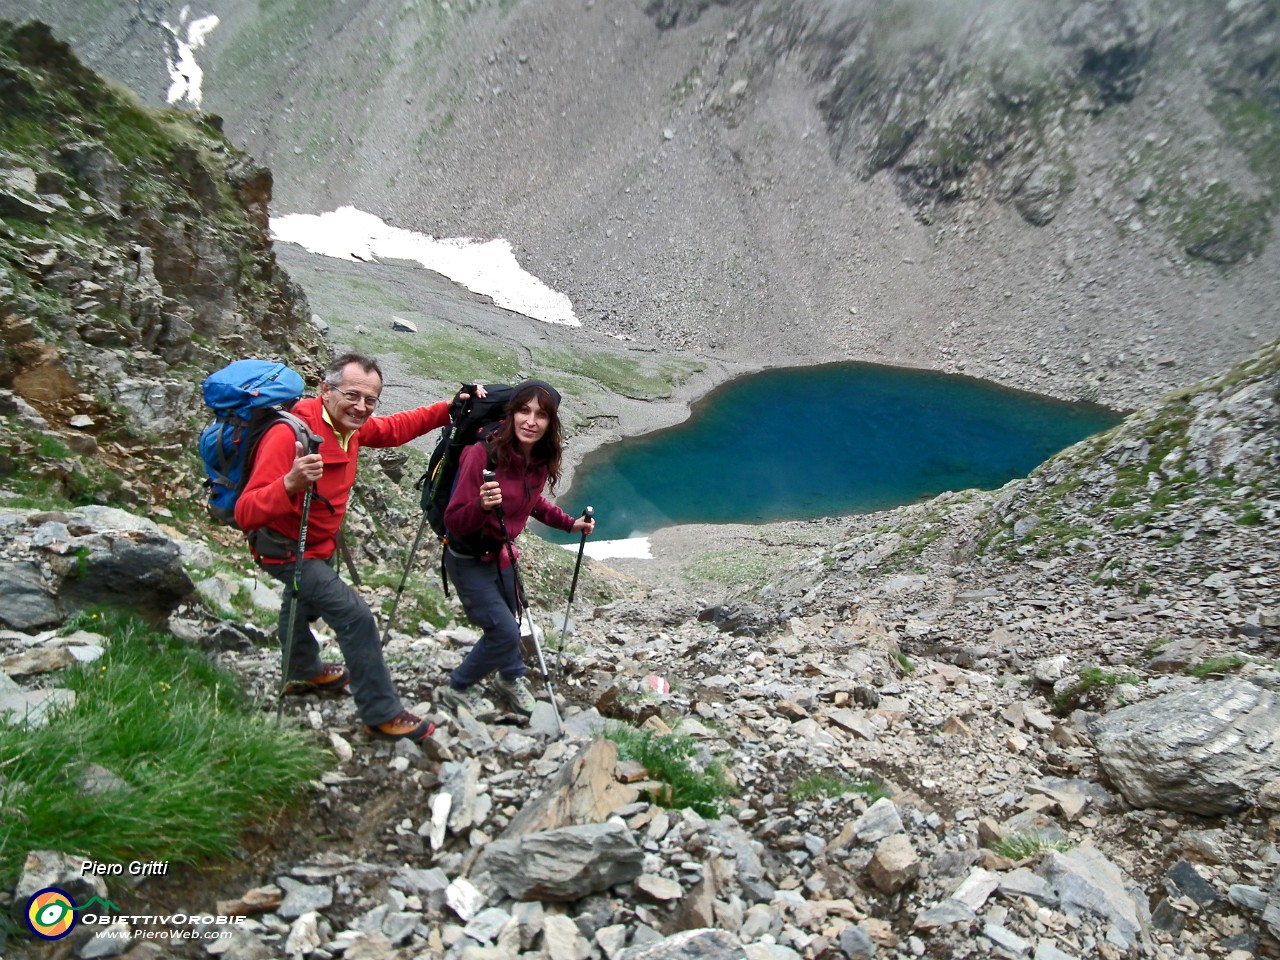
[80, 914, 243, 941]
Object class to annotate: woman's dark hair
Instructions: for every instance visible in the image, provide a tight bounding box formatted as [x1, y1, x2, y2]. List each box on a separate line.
[492, 381, 564, 490]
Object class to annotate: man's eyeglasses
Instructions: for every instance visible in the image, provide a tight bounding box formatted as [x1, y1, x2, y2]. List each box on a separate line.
[332, 388, 380, 409]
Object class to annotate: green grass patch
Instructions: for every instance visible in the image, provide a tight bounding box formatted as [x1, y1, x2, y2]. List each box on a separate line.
[1235, 502, 1264, 526]
[671, 64, 703, 105]
[0, 421, 128, 508]
[216, 0, 342, 95]
[279, 265, 420, 316]
[683, 549, 779, 590]
[368, 326, 522, 385]
[1173, 181, 1272, 262]
[1187, 654, 1247, 678]
[1115, 113, 1276, 261]
[530, 347, 703, 401]
[0, 609, 327, 889]
[365, 567, 452, 631]
[788, 771, 888, 803]
[604, 725, 733, 819]
[1051, 666, 1139, 714]
[991, 833, 1073, 860]
[1216, 95, 1280, 194]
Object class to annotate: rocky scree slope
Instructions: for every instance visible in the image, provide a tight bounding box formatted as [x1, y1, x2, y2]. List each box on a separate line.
[20, 0, 1280, 410]
[7, 341, 1275, 960]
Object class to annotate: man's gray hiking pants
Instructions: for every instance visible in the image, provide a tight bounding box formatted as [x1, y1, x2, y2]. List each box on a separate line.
[264, 557, 402, 726]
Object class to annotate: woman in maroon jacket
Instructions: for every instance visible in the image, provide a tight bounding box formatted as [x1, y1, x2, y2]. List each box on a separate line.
[441, 380, 595, 717]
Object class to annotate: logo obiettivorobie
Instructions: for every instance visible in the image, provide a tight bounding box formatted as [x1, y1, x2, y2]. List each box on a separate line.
[25, 888, 118, 940]
[26, 887, 76, 940]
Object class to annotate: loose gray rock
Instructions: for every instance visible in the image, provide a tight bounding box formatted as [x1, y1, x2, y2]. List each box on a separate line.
[617, 929, 747, 960]
[0, 688, 76, 727]
[391, 865, 449, 914]
[837, 924, 875, 959]
[465, 906, 513, 944]
[1037, 848, 1148, 951]
[482, 821, 643, 902]
[276, 876, 334, 919]
[543, 913, 589, 960]
[80, 920, 131, 958]
[14, 849, 108, 906]
[850, 797, 904, 843]
[0, 561, 62, 629]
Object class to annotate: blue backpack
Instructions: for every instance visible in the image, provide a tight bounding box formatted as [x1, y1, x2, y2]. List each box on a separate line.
[199, 359, 307, 526]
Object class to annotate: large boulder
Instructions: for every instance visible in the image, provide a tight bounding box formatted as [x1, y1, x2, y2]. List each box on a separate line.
[54, 530, 194, 616]
[0, 508, 195, 628]
[1091, 679, 1280, 814]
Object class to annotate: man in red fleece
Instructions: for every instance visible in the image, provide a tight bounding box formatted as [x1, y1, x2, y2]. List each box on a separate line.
[237, 352, 457, 743]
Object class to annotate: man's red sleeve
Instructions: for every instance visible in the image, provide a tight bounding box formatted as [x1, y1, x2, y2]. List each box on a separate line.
[234, 421, 303, 530]
[359, 401, 451, 448]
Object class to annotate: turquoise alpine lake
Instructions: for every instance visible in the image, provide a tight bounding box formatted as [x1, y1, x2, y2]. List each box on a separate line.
[545, 363, 1123, 543]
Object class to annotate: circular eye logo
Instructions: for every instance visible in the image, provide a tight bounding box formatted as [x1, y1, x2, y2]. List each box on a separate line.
[26, 887, 77, 940]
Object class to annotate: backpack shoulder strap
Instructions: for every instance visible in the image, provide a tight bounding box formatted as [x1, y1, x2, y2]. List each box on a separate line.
[274, 410, 337, 515]
[242, 408, 307, 474]
[275, 409, 311, 448]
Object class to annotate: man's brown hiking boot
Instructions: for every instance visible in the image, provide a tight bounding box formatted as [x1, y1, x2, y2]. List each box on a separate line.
[284, 663, 350, 696]
[364, 710, 435, 743]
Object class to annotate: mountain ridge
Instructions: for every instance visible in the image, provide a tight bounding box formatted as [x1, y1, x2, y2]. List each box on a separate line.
[1, 12, 1279, 960]
[9, 0, 1280, 411]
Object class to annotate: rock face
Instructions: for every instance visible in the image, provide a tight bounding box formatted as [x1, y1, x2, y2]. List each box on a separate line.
[690, 0, 1266, 259]
[0, 21, 321, 454]
[1091, 679, 1280, 814]
[21, 0, 1279, 416]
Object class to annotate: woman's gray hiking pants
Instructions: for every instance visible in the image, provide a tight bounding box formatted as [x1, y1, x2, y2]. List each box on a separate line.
[444, 549, 527, 690]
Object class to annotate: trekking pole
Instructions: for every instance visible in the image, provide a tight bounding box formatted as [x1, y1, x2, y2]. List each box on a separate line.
[383, 511, 429, 643]
[335, 529, 362, 587]
[554, 506, 594, 674]
[486, 470, 564, 736]
[277, 431, 323, 720]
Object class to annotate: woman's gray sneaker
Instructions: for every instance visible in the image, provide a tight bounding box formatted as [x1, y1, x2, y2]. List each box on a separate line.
[442, 685, 497, 719]
[491, 675, 537, 716]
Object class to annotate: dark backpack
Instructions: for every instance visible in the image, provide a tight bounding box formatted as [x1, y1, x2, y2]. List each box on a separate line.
[420, 383, 515, 539]
[199, 359, 310, 527]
